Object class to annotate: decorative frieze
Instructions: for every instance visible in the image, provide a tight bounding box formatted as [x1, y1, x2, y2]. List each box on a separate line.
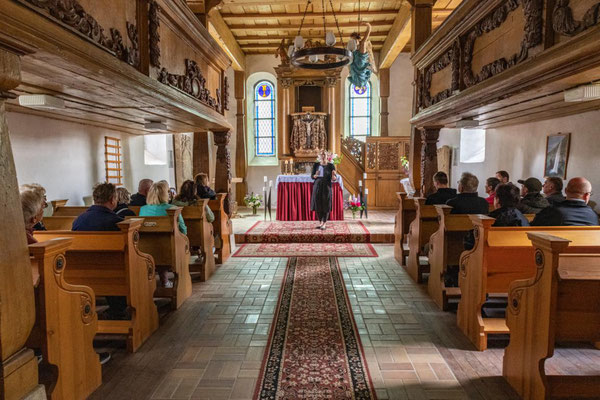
[421, 40, 460, 108]
[553, 0, 600, 36]
[222, 76, 230, 111]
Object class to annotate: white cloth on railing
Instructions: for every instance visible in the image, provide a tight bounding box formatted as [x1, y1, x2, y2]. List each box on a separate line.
[276, 174, 344, 192]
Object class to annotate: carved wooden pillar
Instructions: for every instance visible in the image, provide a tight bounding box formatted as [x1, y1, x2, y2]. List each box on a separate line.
[379, 68, 390, 136]
[324, 76, 340, 154]
[213, 129, 232, 216]
[0, 45, 45, 399]
[419, 126, 441, 197]
[234, 70, 247, 204]
[410, 0, 434, 55]
[193, 131, 211, 180]
[278, 78, 293, 157]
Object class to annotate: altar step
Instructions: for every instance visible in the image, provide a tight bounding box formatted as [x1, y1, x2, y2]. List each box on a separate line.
[235, 220, 393, 244]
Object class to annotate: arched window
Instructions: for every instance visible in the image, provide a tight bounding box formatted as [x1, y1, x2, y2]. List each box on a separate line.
[254, 81, 276, 156]
[349, 82, 372, 141]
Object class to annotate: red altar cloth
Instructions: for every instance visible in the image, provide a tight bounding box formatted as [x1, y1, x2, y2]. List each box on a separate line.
[276, 182, 344, 221]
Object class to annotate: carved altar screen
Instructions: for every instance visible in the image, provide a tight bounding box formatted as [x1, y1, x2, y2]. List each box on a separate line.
[349, 83, 372, 141]
[254, 81, 276, 156]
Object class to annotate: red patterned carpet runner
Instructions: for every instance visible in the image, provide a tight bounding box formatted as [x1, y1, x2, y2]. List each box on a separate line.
[233, 242, 378, 258]
[238, 221, 371, 244]
[254, 257, 377, 400]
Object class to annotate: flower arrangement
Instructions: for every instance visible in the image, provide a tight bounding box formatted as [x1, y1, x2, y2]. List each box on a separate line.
[317, 151, 342, 165]
[345, 195, 364, 218]
[244, 193, 263, 214]
[400, 156, 409, 173]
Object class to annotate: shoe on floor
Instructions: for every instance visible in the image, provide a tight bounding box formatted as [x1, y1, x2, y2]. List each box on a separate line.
[98, 352, 111, 365]
[163, 280, 174, 289]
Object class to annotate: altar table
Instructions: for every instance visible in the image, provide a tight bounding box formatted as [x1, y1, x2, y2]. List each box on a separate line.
[276, 175, 344, 221]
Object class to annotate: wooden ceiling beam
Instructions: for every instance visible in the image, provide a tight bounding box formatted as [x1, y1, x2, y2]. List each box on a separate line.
[228, 21, 393, 30]
[235, 34, 388, 42]
[378, 1, 411, 69]
[221, 0, 406, 4]
[240, 41, 384, 49]
[207, 8, 246, 71]
[220, 9, 452, 20]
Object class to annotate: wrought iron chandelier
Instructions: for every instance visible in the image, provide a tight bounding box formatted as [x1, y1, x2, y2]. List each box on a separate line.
[289, 0, 353, 70]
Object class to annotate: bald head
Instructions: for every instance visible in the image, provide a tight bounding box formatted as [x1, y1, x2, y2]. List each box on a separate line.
[565, 177, 593, 203]
[138, 179, 153, 196]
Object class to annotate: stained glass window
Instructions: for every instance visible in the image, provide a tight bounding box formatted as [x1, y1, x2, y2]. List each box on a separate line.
[349, 82, 371, 142]
[254, 81, 276, 156]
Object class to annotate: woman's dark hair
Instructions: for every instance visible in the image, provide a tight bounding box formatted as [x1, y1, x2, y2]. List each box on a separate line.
[495, 183, 520, 208]
[496, 170, 510, 181]
[486, 177, 501, 191]
[174, 180, 198, 203]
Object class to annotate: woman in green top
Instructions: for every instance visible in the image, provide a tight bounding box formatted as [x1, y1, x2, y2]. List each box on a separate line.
[171, 180, 215, 223]
[140, 181, 187, 288]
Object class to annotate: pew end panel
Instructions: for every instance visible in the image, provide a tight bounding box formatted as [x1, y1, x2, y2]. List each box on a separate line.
[209, 193, 233, 265]
[50, 199, 68, 211]
[504, 233, 600, 400]
[28, 238, 102, 399]
[42, 216, 77, 231]
[181, 200, 216, 281]
[405, 198, 438, 283]
[394, 192, 416, 266]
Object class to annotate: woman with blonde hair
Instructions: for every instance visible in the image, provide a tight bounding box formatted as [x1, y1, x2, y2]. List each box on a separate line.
[140, 181, 188, 288]
[115, 187, 136, 217]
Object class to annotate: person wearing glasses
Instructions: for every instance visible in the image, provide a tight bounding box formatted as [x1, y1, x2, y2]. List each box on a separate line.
[532, 177, 598, 226]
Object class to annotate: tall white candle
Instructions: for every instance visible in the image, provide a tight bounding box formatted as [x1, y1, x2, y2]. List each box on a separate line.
[365, 188, 369, 195]
[264, 176, 268, 183]
[269, 180, 273, 188]
[358, 180, 362, 187]
[363, 172, 367, 180]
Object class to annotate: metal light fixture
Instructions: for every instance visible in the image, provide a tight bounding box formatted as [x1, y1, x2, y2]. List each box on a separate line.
[290, 0, 353, 70]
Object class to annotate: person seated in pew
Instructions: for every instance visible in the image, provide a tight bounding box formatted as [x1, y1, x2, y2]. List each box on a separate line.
[115, 187, 136, 217]
[20, 188, 45, 244]
[542, 176, 565, 205]
[130, 178, 153, 206]
[140, 181, 188, 288]
[20, 183, 48, 230]
[425, 171, 457, 205]
[168, 187, 177, 203]
[484, 177, 500, 205]
[172, 180, 215, 223]
[490, 184, 530, 227]
[195, 173, 216, 200]
[73, 183, 128, 321]
[496, 170, 510, 184]
[517, 177, 548, 214]
[531, 177, 599, 226]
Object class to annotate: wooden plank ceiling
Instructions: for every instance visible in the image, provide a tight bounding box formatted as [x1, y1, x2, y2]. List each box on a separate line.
[187, 0, 461, 59]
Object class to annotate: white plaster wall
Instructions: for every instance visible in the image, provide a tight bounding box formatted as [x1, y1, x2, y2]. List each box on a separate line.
[387, 53, 414, 137]
[8, 112, 171, 205]
[437, 110, 600, 212]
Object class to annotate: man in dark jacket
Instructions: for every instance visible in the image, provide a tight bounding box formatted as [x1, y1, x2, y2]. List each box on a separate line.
[490, 184, 529, 227]
[543, 176, 566, 205]
[446, 172, 490, 215]
[517, 177, 548, 214]
[129, 178, 153, 206]
[425, 171, 457, 205]
[532, 177, 599, 226]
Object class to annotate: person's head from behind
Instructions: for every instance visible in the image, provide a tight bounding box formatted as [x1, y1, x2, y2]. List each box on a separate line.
[116, 187, 131, 205]
[20, 189, 45, 229]
[194, 173, 209, 188]
[20, 183, 48, 210]
[543, 177, 563, 196]
[458, 172, 479, 194]
[494, 183, 520, 209]
[147, 181, 170, 205]
[485, 177, 501, 195]
[496, 170, 510, 184]
[565, 177, 593, 204]
[93, 182, 118, 210]
[517, 177, 543, 197]
[177, 180, 197, 202]
[432, 171, 448, 189]
[138, 179, 153, 197]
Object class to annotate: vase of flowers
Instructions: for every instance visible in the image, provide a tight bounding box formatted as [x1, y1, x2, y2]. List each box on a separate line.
[244, 193, 263, 215]
[345, 195, 364, 219]
[317, 151, 342, 166]
[400, 156, 409, 175]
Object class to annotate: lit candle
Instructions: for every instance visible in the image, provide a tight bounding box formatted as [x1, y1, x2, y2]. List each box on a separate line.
[348, 195, 352, 202]
[363, 172, 367, 180]
[358, 180, 362, 187]
[285, 160, 289, 165]
[365, 188, 369, 195]
[269, 180, 273, 188]
[264, 176, 268, 183]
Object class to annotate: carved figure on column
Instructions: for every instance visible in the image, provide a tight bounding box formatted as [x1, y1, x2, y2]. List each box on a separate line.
[213, 130, 232, 216]
[420, 127, 441, 197]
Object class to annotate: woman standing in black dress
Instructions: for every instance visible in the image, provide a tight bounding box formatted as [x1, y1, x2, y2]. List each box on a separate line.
[311, 151, 338, 230]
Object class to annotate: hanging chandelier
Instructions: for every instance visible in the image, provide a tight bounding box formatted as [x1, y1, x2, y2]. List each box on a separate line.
[289, 0, 353, 70]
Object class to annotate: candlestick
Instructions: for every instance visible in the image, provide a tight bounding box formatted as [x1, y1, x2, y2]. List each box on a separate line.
[365, 188, 369, 195]
[363, 172, 367, 180]
[348, 195, 352, 202]
[264, 176, 268, 183]
[269, 180, 273, 188]
[358, 180, 362, 187]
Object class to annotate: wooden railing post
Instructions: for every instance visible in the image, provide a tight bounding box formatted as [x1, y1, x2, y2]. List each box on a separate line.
[213, 129, 232, 216]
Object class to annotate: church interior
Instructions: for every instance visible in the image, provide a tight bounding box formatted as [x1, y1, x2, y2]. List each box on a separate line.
[2, 0, 600, 399]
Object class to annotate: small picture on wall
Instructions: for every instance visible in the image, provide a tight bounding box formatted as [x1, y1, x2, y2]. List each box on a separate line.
[544, 133, 571, 179]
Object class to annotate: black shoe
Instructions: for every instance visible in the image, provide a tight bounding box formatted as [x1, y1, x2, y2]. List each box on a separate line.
[98, 352, 111, 365]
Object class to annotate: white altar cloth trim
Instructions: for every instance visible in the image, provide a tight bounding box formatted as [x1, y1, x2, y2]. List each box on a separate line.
[276, 174, 344, 192]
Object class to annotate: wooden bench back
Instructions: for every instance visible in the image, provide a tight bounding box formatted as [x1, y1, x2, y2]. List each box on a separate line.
[181, 200, 216, 280]
[129, 205, 141, 215]
[50, 199, 68, 210]
[28, 238, 101, 399]
[42, 216, 77, 231]
[504, 233, 600, 399]
[405, 198, 439, 283]
[394, 192, 416, 264]
[209, 193, 232, 264]
[52, 205, 88, 216]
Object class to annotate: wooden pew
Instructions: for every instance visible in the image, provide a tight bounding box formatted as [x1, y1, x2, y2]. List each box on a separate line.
[42, 216, 77, 231]
[457, 215, 600, 351]
[127, 208, 192, 309]
[34, 219, 159, 352]
[129, 205, 141, 215]
[209, 193, 232, 265]
[181, 200, 216, 281]
[50, 199, 68, 210]
[503, 233, 600, 400]
[405, 198, 439, 283]
[394, 192, 416, 266]
[28, 238, 102, 399]
[52, 206, 88, 217]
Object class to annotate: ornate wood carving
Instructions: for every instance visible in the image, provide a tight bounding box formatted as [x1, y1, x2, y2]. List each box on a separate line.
[21, 0, 140, 67]
[420, 127, 441, 196]
[149, 0, 161, 68]
[421, 40, 460, 108]
[213, 130, 232, 216]
[366, 142, 377, 170]
[553, 0, 600, 36]
[341, 136, 365, 166]
[280, 78, 293, 89]
[158, 59, 222, 113]
[462, 0, 544, 88]
[378, 142, 400, 171]
[222, 76, 230, 111]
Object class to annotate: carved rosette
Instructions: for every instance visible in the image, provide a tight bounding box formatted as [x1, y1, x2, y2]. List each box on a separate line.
[149, 0, 161, 68]
[553, 0, 600, 36]
[80, 294, 94, 324]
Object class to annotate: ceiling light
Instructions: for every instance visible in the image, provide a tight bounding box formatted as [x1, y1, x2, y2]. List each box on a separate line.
[144, 121, 167, 131]
[564, 83, 600, 102]
[18, 94, 65, 110]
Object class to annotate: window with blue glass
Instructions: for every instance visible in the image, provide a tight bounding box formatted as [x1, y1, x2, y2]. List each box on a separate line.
[349, 82, 371, 141]
[254, 81, 276, 156]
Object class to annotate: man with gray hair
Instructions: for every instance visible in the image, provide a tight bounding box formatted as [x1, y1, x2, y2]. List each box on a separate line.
[130, 178, 153, 206]
[446, 172, 490, 215]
